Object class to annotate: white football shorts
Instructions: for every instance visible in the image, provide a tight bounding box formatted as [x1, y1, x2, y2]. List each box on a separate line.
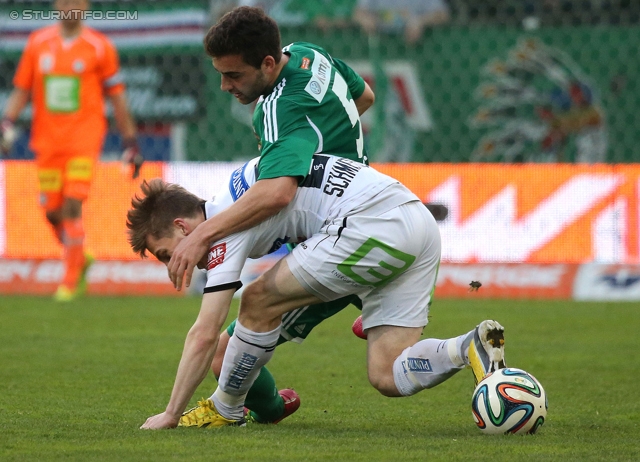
[287, 199, 441, 331]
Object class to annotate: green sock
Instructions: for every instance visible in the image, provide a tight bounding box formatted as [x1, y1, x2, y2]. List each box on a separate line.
[244, 366, 284, 423]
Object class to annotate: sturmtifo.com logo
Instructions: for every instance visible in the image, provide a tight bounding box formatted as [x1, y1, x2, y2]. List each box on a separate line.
[10, 10, 138, 20]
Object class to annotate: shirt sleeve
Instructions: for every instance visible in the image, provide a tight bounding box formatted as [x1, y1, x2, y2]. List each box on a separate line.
[203, 232, 254, 292]
[332, 57, 366, 100]
[257, 99, 318, 181]
[13, 35, 36, 91]
[101, 36, 125, 96]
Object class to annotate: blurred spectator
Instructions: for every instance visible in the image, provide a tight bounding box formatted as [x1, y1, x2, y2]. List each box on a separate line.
[460, 0, 640, 26]
[287, 0, 356, 31]
[232, 0, 307, 25]
[353, 0, 450, 45]
[212, 0, 356, 30]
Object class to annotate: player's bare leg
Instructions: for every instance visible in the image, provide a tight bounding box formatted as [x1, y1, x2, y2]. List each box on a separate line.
[54, 197, 92, 301]
[366, 325, 424, 396]
[209, 258, 321, 422]
[45, 208, 64, 244]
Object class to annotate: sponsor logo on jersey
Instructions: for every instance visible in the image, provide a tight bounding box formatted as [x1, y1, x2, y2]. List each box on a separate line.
[39, 53, 54, 72]
[300, 57, 310, 70]
[72, 59, 85, 73]
[229, 162, 250, 201]
[206, 243, 227, 270]
[300, 154, 329, 189]
[304, 50, 331, 103]
[309, 81, 321, 95]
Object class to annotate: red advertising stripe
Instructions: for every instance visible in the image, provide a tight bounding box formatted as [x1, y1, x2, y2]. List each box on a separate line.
[0, 259, 181, 296]
[435, 263, 577, 299]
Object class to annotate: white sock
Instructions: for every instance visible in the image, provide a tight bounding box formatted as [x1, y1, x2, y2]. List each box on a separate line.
[392, 337, 467, 396]
[212, 320, 281, 420]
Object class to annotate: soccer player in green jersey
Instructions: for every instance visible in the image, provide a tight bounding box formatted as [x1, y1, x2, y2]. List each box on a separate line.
[167, 6, 374, 291]
[165, 6, 374, 425]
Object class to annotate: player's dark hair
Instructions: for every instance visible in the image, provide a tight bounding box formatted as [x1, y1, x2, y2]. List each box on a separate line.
[204, 6, 282, 68]
[126, 179, 203, 258]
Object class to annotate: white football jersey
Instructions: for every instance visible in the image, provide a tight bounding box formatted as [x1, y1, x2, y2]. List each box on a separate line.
[202, 154, 419, 293]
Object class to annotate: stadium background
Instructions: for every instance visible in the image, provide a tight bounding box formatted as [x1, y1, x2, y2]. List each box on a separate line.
[1, 0, 639, 299]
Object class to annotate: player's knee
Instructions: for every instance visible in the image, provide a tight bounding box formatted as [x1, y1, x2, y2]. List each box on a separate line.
[368, 369, 401, 397]
[45, 210, 62, 226]
[62, 197, 82, 219]
[240, 279, 267, 310]
[240, 279, 279, 322]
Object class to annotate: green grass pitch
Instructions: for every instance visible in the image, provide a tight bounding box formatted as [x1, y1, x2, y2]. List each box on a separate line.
[1, 296, 639, 461]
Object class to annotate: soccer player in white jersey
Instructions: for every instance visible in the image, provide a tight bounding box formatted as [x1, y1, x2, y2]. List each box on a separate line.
[128, 156, 507, 429]
[165, 6, 375, 292]
[160, 6, 375, 423]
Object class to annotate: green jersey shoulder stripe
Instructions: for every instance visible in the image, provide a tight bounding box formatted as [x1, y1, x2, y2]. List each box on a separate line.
[262, 78, 286, 143]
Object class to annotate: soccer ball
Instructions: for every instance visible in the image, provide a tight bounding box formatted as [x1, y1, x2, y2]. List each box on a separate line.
[471, 368, 547, 435]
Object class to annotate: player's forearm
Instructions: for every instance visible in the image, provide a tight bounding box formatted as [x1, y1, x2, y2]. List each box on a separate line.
[165, 291, 233, 417]
[165, 326, 221, 417]
[3, 88, 30, 122]
[199, 176, 298, 244]
[109, 93, 136, 139]
[355, 81, 375, 115]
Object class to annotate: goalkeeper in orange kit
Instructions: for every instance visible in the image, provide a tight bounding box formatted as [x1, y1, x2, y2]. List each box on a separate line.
[0, 0, 142, 301]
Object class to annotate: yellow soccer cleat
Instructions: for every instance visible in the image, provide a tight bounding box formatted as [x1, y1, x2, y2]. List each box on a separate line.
[53, 284, 78, 302]
[468, 320, 506, 385]
[179, 399, 245, 428]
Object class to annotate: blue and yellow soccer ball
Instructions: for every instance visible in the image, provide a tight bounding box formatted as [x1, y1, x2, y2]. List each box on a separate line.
[471, 368, 547, 435]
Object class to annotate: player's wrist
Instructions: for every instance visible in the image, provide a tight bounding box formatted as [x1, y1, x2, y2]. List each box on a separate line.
[121, 136, 144, 178]
[197, 219, 219, 245]
[164, 405, 183, 421]
[1, 118, 18, 155]
[122, 136, 138, 149]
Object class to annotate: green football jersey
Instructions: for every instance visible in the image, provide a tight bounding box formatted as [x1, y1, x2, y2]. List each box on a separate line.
[253, 42, 368, 181]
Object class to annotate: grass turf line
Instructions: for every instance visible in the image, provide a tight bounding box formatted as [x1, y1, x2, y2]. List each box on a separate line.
[1, 296, 639, 461]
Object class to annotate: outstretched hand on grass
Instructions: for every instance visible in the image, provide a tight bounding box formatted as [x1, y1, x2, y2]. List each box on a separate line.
[167, 223, 210, 291]
[140, 412, 180, 430]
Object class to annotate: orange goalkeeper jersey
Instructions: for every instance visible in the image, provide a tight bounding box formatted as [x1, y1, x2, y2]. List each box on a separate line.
[13, 25, 125, 154]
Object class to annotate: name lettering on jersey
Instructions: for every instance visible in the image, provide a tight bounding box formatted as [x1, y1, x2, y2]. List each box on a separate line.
[323, 158, 362, 197]
[206, 243, 227, 270]
[304, 50, 331, 103]
[300, 57, 310, 70]
[229, 162, 250, 201]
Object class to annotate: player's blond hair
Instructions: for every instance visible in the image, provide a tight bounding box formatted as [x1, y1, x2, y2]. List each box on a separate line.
[126, 179, 204, 257]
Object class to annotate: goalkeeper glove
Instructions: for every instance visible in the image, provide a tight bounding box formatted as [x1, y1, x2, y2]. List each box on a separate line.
[121, 136, 144, 179]
[0, 119, 17, 157]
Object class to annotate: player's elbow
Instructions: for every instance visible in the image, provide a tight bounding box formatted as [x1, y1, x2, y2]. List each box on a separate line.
[262, 178, 297, 212]
[356, 85, 375, 115]
[273, 187, 296, 209]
